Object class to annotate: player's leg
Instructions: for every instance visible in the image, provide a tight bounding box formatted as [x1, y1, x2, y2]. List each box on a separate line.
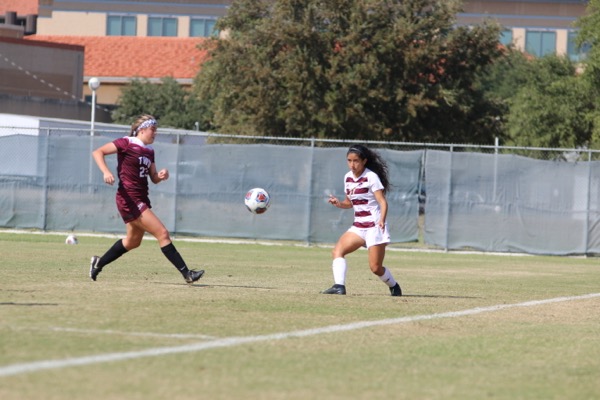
[332, 230, 365, 259]
[123, 221, 145, 249]
[367, 243, 386, 276]
[89, 220, 145, 281]
[132, 209, 204, 283]
[321, 231, 365, 295]
[368, 244, 402, 296]
[332, 231, 365, 284]
[130, 208, 170, 246]
[90, 193, 150, 281]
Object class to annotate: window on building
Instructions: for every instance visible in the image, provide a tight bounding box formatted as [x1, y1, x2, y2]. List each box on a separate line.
[567, 31, 590, 62]
[190, 18, 218, 37]
[499, 29, 513, 47]
[525, 30, 556, 57]
[107, 15, 136, 36]
[148, 16, 178, 37]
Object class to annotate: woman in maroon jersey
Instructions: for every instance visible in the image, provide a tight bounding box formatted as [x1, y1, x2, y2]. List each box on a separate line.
[89, 114, 204, 284]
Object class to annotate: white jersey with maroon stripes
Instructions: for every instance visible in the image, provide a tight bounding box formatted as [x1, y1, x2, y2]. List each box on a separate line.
[344, 168, 384, 229]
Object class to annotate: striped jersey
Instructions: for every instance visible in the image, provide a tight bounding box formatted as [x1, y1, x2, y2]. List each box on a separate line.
[113, 136, 154, 200]
[344, 168, 384, 229]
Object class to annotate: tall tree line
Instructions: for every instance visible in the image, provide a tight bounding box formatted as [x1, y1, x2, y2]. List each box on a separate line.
[113, 0, 600, 149]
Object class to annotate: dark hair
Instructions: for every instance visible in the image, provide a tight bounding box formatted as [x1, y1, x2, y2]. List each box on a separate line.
[347, 144, 390, 192]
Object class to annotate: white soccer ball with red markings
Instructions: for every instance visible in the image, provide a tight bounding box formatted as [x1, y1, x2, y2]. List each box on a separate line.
[244, 188, 270, 214]
[65, 234, 78, 245]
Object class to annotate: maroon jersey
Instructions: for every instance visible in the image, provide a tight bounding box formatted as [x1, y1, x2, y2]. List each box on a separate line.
[113, 136, 155, 223]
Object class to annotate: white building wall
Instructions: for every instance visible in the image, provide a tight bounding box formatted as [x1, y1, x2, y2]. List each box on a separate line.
[37, 11, 106, 36]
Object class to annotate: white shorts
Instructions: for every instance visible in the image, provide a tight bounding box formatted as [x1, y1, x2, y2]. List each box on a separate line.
[348, 224, 391, 248]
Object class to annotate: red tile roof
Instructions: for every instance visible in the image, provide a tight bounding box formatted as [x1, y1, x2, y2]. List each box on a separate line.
[0, 0, 38, 15]
[26, 35, 209, 81]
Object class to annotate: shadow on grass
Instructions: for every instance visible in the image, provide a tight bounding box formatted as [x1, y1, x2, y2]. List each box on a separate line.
[153, 282, 278, 290]
[346, 293, 482, 299]
[150, 283, 481, 298]
[402, 294, 482, 299]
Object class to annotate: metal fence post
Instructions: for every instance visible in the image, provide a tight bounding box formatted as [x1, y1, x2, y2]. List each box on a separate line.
[493, 137, 499, 202]
[584, 150, 592, 255]
[444, 145, 454, 251]
[87, 129, 95, 193]
[306, 137, 316, 245]
[42, 128, 50, 231]
[173, 132, 181, 236]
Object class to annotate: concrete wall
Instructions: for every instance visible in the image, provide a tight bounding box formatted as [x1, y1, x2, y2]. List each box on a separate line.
[0, 94, 112, 124]
[0, 37, 83, 100]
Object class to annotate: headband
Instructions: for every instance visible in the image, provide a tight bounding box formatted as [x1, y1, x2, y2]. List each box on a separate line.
[135, 119, 157, 134]
[348, 146, 365, 157]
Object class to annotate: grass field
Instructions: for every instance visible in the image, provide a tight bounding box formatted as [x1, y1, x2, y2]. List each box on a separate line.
[1, 231, 600, 400]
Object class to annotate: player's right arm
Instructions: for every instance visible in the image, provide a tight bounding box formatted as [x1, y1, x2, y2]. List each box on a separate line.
[328, 194, 353, 209]
[92, 142, 118, 186]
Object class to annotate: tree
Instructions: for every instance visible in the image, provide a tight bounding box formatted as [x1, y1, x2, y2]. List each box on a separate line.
[479, 49, 533, 104]
[575, 0, 600, 87]
[504, 55, 595, 150]
[495, 0, 600, 152]
[194, 0, 504, 143]
[113, 77, 211, 130]
[475, 49, 534, 141]
[574, 0, 600, 149]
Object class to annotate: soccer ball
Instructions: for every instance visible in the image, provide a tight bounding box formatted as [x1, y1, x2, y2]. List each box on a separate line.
[244, 187, 270, 214]
[65, 234, 78, 245]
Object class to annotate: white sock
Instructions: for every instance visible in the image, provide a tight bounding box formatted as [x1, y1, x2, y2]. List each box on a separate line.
[379, 266, 397, 288]
[332, 257, 347, 286]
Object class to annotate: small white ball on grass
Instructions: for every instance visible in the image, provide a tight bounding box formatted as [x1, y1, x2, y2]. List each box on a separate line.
[65, 235, 78, 245]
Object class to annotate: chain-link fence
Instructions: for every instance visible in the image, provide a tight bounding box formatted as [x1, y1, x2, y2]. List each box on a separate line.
[1, 125, 600, 255]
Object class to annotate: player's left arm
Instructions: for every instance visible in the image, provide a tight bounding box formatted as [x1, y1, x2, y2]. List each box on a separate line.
[149, 163, 169, 184]
[374, 189, 388, 229]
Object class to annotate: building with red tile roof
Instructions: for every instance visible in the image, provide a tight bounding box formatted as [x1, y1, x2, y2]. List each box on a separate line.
[0, 0, 39, 15]
[0, 0, 38, 38]
[26, 35, 209, 105]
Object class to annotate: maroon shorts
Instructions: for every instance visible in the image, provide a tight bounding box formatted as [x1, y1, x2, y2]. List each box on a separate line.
[116, 190, 151, 223]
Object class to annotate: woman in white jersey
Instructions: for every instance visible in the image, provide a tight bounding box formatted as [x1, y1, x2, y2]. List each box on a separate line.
[322, 144, 402, 296]
[89, 114, 204, 284]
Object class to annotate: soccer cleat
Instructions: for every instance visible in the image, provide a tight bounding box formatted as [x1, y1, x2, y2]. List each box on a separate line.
[89, 256, 102, 281]
[390, 283, 402, 297]
[321, 284, 346, 295]
[185, 269, 205, 284]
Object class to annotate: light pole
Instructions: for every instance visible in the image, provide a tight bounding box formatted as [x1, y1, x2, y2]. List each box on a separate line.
[88, 77, 100, 192]
[88, 77, 100, 136]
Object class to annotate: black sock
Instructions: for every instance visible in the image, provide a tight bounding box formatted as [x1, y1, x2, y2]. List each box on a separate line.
[97, 239, 128, 269]
[161, 242, 189, 276]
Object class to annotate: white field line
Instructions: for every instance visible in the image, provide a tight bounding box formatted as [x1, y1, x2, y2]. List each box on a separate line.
[1, 292, 599, 378]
